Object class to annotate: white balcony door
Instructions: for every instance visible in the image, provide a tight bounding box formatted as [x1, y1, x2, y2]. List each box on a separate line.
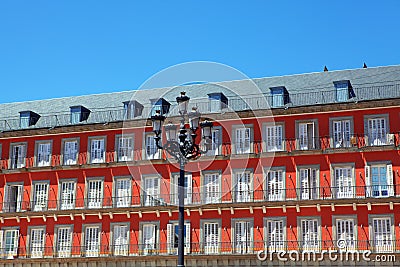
[267, 220, 284, 251]
[30, 228, 45, 258]
[266, 125, 283, 151]
[204, 173, 220, 204]
[85, 226, 100, 257]
[12, 145, 26, 168]
[333, 120, 351, 148]
[267, 170, 284, 201]
[146, 135, 159, 159]
[143, 224, 156, 255]
[368, 118, 387, 146]
[115, 179, 131, 207]
[299, 123, 315, 150]
[235, 172, 251, 202]
[373, 218, 393, 252]
[64, 141, 78, 165]
[171, 174, 192, 205]
[235, 128, 251, 154]
[118, 137, 133, 161]
[37, 143, 51, 167]
[234, 221, 251, 254]
[4, 184, 23, 212]
[206, 128, 221, 156]
[33, 183, 49, 211]
[301, 219, 319, 252]
[204, 222, 219, 254]
[4, 229, 19, 257]
[167, 222, 191, 255]
[90, 139, 105, 163]
[60, 181, 75, 210]
[335, 167, 353, 198]
[87, 180, 103, 208]
[144, 177, 160, 206]
[299, 169, 318, 200]
[56, 227, 72, 258]
[113, 225, 129, 256]
[336, 219, 355, 250]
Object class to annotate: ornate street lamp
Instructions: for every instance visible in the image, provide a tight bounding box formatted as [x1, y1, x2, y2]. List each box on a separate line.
[150, 92, 213, 267]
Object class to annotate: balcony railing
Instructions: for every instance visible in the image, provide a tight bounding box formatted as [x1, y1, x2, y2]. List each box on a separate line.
[2, 239, 399, 260]
[0, 185, 398, 214]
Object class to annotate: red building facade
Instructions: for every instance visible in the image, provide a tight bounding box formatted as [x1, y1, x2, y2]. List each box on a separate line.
[0, 66, 399, 266]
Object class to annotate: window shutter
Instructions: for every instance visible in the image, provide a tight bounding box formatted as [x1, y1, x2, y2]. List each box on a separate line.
[235, 129, 242, 153]
[0, 230, 3, 256]
[13, 229, 19, 256]
[299, 123, 307, 149]
[184, 222, 191, 255]
[387, 164, 394, 196]
[167, 223, 173, 254]
[186, 175, 192, 205]
[244, 128, 251, 153]
[365, 166, 371, 197]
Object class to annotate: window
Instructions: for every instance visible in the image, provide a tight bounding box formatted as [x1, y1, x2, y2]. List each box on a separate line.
[297, 121, 318, 150]
[32, 182, 49, 211]
[112, 223, 129, 256]
[171, 174, 192, 205]
[265, 124, 283, 152]
[298, 167, 318, 200]
[3, 184, 23, 212]
[123, 100, 143, 119]
[266, 169, 285, 201]
[203, 221, 220, 254]
[89, 137, 105, 163]
[203, 172, 221, 204]
[55, 225, 72, 258]
[205, 127, 222, 156]
[365, 164, 394, 197]
[141, 223, 158, 255]
[86, 179, 103, 208]
[2, 228, 19, 258]
[70, 106, 90, 124]
[63, 139, 78, 165]
[208, 93, 228, 112]
[29, 227, 45, 258]
[265, 218, 285, 251]
[366, 117, 388, 146]
[19, 111, 40, 128]
[270, 86, 289, 108]
[143, 176, 160, 206]
[334, 167, 354, 198]
[36, 141, 52, 167]
[335, 218, 356, 251]
[300, 218, 319, 252]
[145, 134, 161, 160]
[59, 180, 76, 210]
[233, 220, 252, 254]
[116, 135, 134, 162]
[150, 98, 170, 116]
[84, 225, 101, 257]
[10, 143, 26, 169]
[167, 221, 191, 255]
[371, 217, 393, 252]
[234, 126, 252, 154]
[114, 178, 131, 208]
[331, 119, 352, 148]
[233, 170, 252, 202]
[334, 80, 353, 102]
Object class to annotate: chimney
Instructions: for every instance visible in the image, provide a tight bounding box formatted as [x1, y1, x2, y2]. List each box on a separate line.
[324, 66, 328, 72]
[363, 62, 368, 68]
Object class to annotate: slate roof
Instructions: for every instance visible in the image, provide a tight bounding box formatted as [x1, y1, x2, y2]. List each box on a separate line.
[0, 65, 399, 131]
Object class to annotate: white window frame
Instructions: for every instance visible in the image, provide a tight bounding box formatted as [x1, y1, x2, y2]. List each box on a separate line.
[3, 183, 24, 213]
[55, 225, 73, 258]
[364, 114, 389, 146]
[297, 166, 319, 200]
[298, 217, 321, 252]
[88, 137, 106, 164]
[113, 177, 132, 208]
[296, 120, 318, 150]
[233, 125, 253, 154]
[83, 224, 101, 257]
[365, 162, 394, 198]
[28, 226, 46, 258]
[35, 141, 52, 167]
[264, 217, 286, 252]
[166, 220, 191, 255]
[201, 220, 221, 254]
[264, 123, 284, 152]
[140, 221, 159, 255]
[86, 178, 104, 209]
[1, 227, 19, 258]
[62, 138, 79, 165]
[58, 179, 76, 210]
[265, 167, 285, 201]
[232, 169, 252, 202]
[332, 216, 357, 251]
[171, 173, 192, 205]
[232, 218, 253, 254]
[202, 171, 221, 204]
[144, 133, 161, 160]
[142, 176, 161, 206]
[111, 222, 130, 256]
[9, 142, 27, 169]
[205, 126, 222, 156]
[32, 181, 49, 211]
[330, 117, 353, 148]
[369, 215, 394, 253]
[116, 134, 134, 162]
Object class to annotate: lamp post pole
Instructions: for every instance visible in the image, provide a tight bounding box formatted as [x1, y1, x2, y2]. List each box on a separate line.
[150, 92, 213, 267]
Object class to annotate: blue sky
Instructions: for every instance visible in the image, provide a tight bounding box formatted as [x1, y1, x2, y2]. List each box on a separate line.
[0, 1, 399, 103]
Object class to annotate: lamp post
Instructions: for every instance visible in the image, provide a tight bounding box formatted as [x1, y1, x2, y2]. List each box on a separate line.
[150, 92, 213, 267]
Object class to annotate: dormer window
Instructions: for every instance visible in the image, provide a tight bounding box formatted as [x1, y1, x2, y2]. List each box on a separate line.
[123, 100, 144, 119]
[270, 86, 289, 108]
[208, 93, 228, 112]
[70, 106, 90, 124]
[19, 111, 40, 128]
[334, 80, 354, 102]
[150, 98, 170, 116]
